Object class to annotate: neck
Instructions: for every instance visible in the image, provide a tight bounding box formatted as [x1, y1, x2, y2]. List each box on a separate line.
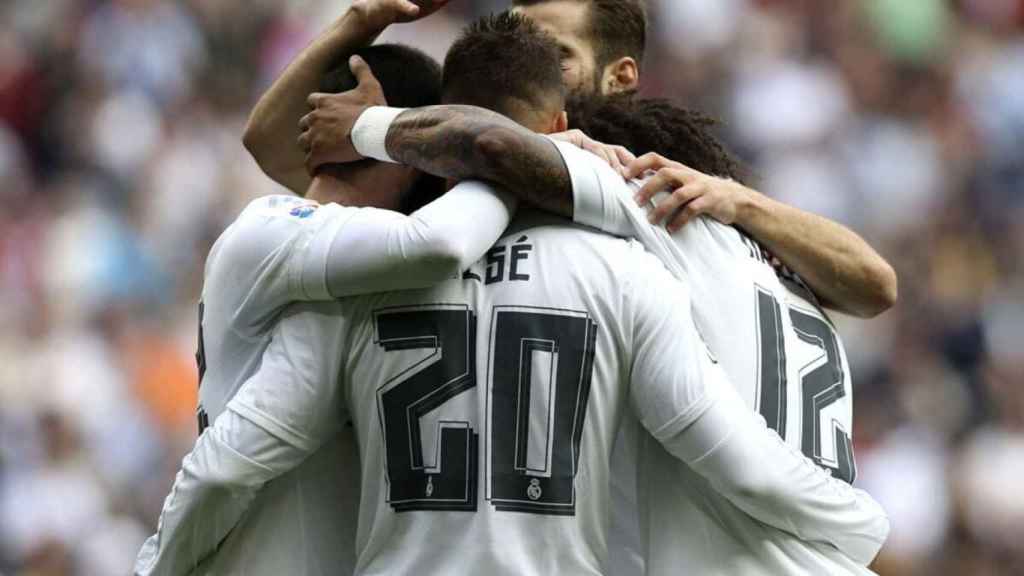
[306, 174, 375, 207]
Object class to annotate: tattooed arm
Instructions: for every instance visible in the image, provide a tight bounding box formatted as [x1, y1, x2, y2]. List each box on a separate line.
[299, 59, 626, 217]
[383, 105, 575, 217]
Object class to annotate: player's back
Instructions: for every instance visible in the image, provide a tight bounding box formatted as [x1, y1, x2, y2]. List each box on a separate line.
[552, 142, 874, 573]
[194, 194, 358, 575]
[654, 215, 855, 472]
[329, 213, 694, 575]
[633, 215, 866, 575]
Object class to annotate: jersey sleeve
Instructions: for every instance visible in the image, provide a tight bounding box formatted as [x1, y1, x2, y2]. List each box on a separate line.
[222, 184, 514, 320]
[626, 252, 890, 565]
[227, 301, 349, 452]
[133, 410, 315, 576]
[135, 304, 350, 575]
[624, 249, 719, 440]
[211, 196, 353, 317]
[661, 383, 890, 565]
[550, 142, 695, 277]
[315, 181, 516, 298]
[549, 140, 640, 238]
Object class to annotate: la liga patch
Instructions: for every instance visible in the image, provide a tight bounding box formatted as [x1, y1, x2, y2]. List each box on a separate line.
[289, 204, 318, 219]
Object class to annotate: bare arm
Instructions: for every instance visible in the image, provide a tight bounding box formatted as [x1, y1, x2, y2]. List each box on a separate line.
[134, 410, 316, 575]
[305, 91, 897, 319]
[628, 154, 897, 318]
[243, 1, 446, 194]
[299, 69, 627, 218]
[734, 190, 898, 317]
[382, 105, 575, 216]
[339, 103, 897, 318]
[300, 58, 896, 317]
[243, 10, 380, 194]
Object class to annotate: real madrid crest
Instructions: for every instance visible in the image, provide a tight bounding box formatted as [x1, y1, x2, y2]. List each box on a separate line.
[527, 478, 542, 501]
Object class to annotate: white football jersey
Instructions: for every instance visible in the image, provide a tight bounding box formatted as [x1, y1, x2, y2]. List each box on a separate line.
[193, 194, 362, 576]
[137, 184, 514, 576]
[225, 209, 885, 576]
[556, 141, 873, 575]
[228, 214, 729, 575]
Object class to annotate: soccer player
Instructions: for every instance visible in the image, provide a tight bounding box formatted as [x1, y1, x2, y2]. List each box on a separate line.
[140, 14, 888, 575]
[570, 95, 881, 575]
[135, 38, 517, 576]
[299, 11, 892, 576]
[242, 0, 454, 196]
[509, 0, 897, 318]
[299, 0, 896, 320]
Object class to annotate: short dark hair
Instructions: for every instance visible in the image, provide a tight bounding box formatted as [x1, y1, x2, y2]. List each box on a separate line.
[321, 43, 441, 108]
[443, 11, 565, 122]
[321, 44, 445, 213]
[567, 93, 746, 182]
[513, 0, 647, 69]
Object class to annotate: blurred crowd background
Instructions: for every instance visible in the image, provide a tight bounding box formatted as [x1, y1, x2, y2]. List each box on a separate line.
[0, 0, 1021, 574]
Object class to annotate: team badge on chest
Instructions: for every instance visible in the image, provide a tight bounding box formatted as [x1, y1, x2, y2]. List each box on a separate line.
[526, 478, 542, 501]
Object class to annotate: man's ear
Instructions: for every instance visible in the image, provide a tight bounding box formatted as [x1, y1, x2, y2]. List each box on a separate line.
[553, 110, 569, 133]
[602, 57, 639, 94]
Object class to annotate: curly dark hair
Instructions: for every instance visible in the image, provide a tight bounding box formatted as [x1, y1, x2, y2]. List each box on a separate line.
[567, 93, 746, 183]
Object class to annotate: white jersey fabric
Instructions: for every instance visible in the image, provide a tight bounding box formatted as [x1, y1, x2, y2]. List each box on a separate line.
[136, 184, 515, 576]
[148, 204, 887, 576]
[554, 140, 882, 575]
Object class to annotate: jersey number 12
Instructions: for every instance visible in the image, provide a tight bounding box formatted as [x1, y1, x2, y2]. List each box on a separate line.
[756, 290, 856, 483]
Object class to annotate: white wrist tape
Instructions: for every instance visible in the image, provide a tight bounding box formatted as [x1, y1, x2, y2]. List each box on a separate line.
[350, 106, 407, 163]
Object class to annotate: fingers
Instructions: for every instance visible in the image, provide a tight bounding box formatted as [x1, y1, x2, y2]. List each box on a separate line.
[666, 194, 712, 232]
[298, 129, 311, 154]
[582, 139, 621, 175]
[306, 92, 329, 110]
[625, 152, 691, 180]
[606, 147, 624, 176]
[570, 132, 629, 176]
[582, 140, 614, 169]
[595, 144, 635, 177]
[393, 0, 421, 17]
[624, 152, 668, 180]
[566, 129, 586, 146]
[349, 55, 381, 89]
[646, 184, 702, 226]
[613, 146, 636, 167]
[634, 168, 682, 206]
[547, 130, 579, 145]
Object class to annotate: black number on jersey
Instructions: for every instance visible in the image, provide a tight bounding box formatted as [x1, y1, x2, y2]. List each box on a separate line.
[755, 290, 856, 483]
[790, 309, 856, 483]
[487, 308, 597, 516]
[755, 290, 787, 435]
[375, 305, 478, 512]
[196, 302, 210, 434]
[374, 305, 597, 516]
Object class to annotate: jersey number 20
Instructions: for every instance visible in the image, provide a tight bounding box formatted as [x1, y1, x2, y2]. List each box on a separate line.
[375, 305, 597, 516]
